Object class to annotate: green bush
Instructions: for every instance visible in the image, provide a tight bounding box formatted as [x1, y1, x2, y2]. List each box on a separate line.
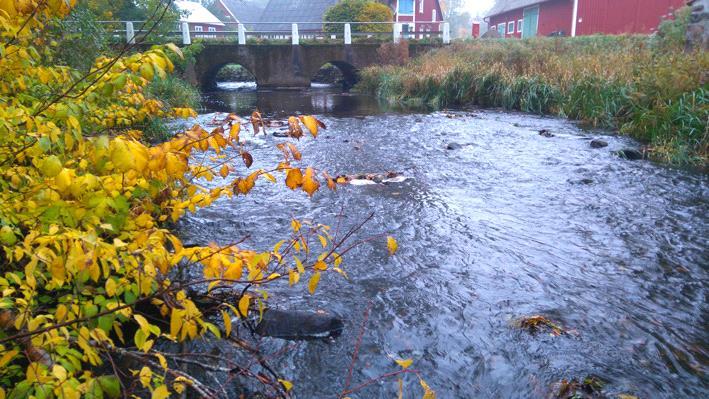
[324, 0, 393, 33]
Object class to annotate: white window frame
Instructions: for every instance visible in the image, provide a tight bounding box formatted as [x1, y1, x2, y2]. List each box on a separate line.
[208, 26, 216, 32]
[432, 9, 437, 22]
[517, 19, 523, 33]
[419, 0, 424, 14]
[194, 25, 203, 32]
[508, 21, 515, 34]
[498, 23, 506, 35]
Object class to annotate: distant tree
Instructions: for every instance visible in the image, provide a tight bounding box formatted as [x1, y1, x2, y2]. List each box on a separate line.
[324, 0, 393, 33]
[357, 2, 393, 33]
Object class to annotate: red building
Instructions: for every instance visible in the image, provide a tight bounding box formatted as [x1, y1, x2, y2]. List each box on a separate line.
[383, 0, 445, 35]
[175, 0, 225, 38]
[486, 0, 686, 39]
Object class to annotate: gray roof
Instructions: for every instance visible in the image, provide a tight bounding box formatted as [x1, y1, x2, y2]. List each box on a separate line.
[487, 0, 547, 17]
[259, 0, 339, 31]
[220, 0, 265, 23]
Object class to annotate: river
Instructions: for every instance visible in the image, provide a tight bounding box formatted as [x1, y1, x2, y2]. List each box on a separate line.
[173, 84, 708, 398]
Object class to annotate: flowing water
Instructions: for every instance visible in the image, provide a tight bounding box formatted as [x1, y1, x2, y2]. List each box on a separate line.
[176, 85, 708, 398]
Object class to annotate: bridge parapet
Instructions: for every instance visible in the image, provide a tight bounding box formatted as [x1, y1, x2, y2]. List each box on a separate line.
[100, 21, 451, 46]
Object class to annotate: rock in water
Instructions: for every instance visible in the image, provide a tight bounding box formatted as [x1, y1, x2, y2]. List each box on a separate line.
[446, 142, 463, 150]
[590, 139, 608, 148]
[616, 148, 645, 160]
[538, 129, 555, 138]
[255, 309, 344, 340]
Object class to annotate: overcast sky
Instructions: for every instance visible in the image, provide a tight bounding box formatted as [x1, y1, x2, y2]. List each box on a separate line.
[460, 0, 495, 18]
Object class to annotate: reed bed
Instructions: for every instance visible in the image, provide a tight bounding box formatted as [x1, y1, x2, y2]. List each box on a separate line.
[359, 33, 708, 165]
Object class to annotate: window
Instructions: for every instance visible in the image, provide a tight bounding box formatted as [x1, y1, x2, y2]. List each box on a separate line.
[517, 19, 523, 33]
[398, 0, 414, 14]
[497, 23, 506, 35]
[208, 27, 216, 32]
[194, 26, 203, 32]
[508, 21, 515, 34]
[419, 0, 424, 13]
[432, 9, 437, 22]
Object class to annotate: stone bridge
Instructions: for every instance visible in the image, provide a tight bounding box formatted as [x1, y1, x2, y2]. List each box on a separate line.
[185, 43, 440, 89]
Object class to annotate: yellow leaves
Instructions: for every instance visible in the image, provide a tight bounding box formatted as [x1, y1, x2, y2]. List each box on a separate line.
[313, 260, 328, 271]
[285, 168, 303, 190]
[105, 278, 117, 297]
[152, 385, 170, 399]
[287, 116, 303, 139]
[302, 167, 320, 197]
[233, 173, 257, 195]
[229, 123, 241, 141]
[288, 269, 300, 286]
[39, 155, 63, 177]
[139, 366, 152, 388]
[54, 168, 73, 194]
[0, 350, 18, 369]
[298, 115, 326, 138]
[308, 272, 321, 294]
[139, 63, 154, 81]
[251, 111, 265, 134]
[420, 379, 436, 399]
[387, 236, 398, 255]
[109, 137, 148, 173]
[238, 294, 251, 318]
[221, 309, 232, 337]
[278, 379, 294, 392]
[395, 358, 413, 369]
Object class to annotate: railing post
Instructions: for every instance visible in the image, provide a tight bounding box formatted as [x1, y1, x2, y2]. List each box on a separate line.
[344, 23, 352, 45]
[238, 23, 246, 45]
[292, 23, 299, 45]
[393, 23, 401, 43]
[182, 22, 191, 45]
[126, 21, 135, 44]
[443, 22, 451, 44]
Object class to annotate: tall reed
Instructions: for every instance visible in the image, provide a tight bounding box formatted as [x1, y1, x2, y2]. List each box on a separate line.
[358, 12, 708, 166]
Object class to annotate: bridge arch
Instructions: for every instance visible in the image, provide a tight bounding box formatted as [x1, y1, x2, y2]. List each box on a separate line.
[310, 61, 360, 90]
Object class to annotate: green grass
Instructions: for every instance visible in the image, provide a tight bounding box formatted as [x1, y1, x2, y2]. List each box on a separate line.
[357, 9, 708, 166]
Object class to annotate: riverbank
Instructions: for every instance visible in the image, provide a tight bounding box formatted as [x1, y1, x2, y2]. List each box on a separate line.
[357, 31, 708, 166]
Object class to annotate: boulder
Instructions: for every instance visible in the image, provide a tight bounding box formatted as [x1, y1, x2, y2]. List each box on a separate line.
[255, 309, 344, 340]
[538, 129, 555, 138]
[446, 142, 463, 150]
[590, 139, 608, 149]
[615, 148, 645, 160]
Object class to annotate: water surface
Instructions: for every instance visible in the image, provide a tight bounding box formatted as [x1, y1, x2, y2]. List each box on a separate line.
[177, 86, 708, 398]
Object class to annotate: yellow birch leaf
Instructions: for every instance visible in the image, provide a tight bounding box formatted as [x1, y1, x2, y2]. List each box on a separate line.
[229, 123, 240, 141]
[285, 168, 303, 190]
[221, 310, 232, 337]
[278, 379, 294, 391]
[238, 294, 251, 318]
[314, 260, 327, 271]
[152, 384, 169, 399]
[308, 272, 321, 294]
[387, 236, 398, 255]
[395, 358, 413, 369]
[302, 167, 320, 197]
[289, 270, 300, 286]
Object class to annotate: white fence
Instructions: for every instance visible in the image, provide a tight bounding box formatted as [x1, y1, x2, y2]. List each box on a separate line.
[103, 21, 451, 45]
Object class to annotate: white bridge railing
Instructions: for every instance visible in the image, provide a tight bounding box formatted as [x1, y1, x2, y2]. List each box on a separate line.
[103, 21, 450, 45]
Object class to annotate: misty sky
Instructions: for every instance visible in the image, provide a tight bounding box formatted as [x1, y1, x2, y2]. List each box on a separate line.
[460, 0, 495, 18]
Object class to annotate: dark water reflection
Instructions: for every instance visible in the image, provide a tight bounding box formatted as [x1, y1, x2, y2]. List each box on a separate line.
[176, 85, 708, 398]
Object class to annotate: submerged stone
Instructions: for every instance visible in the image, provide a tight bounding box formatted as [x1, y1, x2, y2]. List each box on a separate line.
[590, 139, 609, 148]
[539, 129, 555, 138]
[255, 309, 344, 340]
[615, 149, 645, 160]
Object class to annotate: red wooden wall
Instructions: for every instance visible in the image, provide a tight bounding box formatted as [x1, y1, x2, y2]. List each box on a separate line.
[488, 0, 687, 38]
[575, 0, 686, 35]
